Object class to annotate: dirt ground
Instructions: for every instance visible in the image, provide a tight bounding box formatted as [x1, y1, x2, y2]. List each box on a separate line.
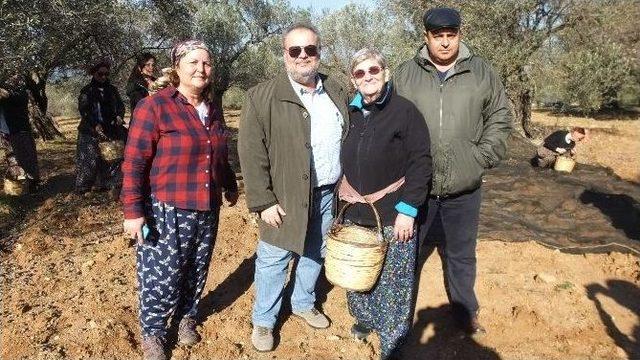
[1, 112, 639, 359]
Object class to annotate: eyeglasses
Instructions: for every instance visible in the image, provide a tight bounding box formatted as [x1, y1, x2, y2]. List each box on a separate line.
[97, 71, 110, 77]
[286, 45, 319, 58]
[352, 66, 382, 79]
[143, 62, 155, 68]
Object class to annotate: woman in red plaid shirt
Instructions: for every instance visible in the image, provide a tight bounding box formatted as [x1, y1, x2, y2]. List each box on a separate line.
[121, 40, 238, 360]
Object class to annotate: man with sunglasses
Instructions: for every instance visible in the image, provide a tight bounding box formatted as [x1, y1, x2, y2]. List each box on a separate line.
[393, 8, 512, 337]
[238, 23, 349, 352]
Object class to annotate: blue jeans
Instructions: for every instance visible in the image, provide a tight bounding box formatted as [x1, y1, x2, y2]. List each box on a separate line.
[252, 185, 335, 328]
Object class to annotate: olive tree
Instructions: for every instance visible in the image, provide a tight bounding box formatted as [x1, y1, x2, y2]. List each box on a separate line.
[533, 0, 640, 111]
[152, 0, 307, 110]
[0, 0, 153, 138]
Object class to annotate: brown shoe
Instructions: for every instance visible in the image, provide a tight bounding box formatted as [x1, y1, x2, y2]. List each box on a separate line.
[292, 308, 330, 329]
[141, 336, 166, 360]
[178, 317, 201, 346]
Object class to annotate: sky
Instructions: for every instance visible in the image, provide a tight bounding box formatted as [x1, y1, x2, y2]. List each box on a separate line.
[289, 0, 372, 12]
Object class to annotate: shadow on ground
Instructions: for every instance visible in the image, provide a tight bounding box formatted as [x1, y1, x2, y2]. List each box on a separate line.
[586, 280, 640, 359]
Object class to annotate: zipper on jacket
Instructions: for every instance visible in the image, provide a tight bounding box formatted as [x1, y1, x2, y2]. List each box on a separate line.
[353, 113, 369, 221]
[356, 114, 369, 194]
[439, 82, 444, 141]
[436, 81, 444, 194]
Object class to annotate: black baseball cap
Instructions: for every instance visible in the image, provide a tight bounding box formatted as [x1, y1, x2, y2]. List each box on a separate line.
[423, 7, 461, 32]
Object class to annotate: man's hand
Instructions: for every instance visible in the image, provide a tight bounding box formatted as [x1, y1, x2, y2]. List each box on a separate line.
[393, 213, 415, 242]
[260, 204, 286, 228]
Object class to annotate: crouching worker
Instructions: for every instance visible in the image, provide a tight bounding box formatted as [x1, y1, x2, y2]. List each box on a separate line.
[534, 127, 587, 168]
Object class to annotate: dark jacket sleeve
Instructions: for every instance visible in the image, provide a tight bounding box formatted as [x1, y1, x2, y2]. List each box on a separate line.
[218, 113, 238, 193]
[78, 86, 95, 126]
[474, 63, 513, 168]
[126, 80, 148, 112]
[237, 90, 278, 213]
[113, 85, 126, 119]
[398, 103, 432, 208]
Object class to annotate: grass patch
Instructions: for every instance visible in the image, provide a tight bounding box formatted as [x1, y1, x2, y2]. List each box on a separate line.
[554, 281, 575, 291]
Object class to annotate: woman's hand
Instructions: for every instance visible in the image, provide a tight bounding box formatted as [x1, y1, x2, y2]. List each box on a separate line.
[393, 213, 415, 242]
[124, 217, 145, 245]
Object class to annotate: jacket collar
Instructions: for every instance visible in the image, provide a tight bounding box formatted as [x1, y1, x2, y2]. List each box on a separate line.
[90, 78, 110, 88]
[275, 71, 340, 105]
[349, 82, 392, 111]
[414, 41, 473, 73]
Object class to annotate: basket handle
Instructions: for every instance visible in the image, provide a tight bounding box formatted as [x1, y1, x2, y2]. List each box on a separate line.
[334, 201, 383, 240]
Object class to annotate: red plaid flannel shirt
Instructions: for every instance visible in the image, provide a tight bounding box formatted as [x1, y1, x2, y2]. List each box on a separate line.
[121, 86, 237, 219]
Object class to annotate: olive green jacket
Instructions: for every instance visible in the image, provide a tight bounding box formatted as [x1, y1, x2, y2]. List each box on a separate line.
[393, 42, 513, 196]
[238, 72, 349, 254]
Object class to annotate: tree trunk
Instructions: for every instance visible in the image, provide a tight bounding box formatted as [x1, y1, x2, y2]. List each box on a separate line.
[508, 88, 534, 138]
[507, 67, 535, 139]
[24, 72, 63, 140]
[213, 89, 225, 122]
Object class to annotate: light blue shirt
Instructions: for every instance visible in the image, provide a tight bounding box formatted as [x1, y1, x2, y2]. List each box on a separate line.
[289, 75, 343, 187]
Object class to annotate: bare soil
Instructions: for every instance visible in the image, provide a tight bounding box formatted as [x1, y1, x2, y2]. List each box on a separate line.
[1, 112, 638, 359]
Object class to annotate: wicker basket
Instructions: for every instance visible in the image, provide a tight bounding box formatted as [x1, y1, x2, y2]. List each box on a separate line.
[554, 156, 575, 173]
[98, 140, 125, 161]
[325, 202, 387, 292]
[4, 178, 28, 196]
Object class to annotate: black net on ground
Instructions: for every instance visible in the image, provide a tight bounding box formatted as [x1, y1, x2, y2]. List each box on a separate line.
[467, 135, 640, 255]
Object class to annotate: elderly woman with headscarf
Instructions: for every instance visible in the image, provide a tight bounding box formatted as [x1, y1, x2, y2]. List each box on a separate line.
[338, 48, 432, 359]
[121, 40, 238, 360]
[75, 60, 126, 194]
[126, 52, 157, 113]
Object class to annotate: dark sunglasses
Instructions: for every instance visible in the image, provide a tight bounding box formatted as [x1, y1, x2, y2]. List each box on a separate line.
[352, 66, 382, 79]
[286, 45, 319, 58]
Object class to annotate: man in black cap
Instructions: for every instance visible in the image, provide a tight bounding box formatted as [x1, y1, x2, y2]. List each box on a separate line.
[393, 7, 512, 336]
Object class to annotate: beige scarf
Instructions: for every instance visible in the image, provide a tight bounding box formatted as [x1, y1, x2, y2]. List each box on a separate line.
[338, 175, 405, 204]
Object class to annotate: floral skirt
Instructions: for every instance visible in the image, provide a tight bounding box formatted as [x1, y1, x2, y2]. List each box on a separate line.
[346, 225, 417, 359]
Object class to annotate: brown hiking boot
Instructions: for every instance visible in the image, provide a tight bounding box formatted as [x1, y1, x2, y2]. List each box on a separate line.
[251, 325, 274, 352]
[292, 308, 330, 329]
[141, 335, 166, 360]
[178, 317, 201, 346]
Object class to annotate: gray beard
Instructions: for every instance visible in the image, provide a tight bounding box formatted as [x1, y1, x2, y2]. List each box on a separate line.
[286, 67, 318, 86]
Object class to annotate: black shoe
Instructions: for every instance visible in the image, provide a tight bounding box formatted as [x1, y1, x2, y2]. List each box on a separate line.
[351, 323, 371, 341]
[467, 314, 487, 337]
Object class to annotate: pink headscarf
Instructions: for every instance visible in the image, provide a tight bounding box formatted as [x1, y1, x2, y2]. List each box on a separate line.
[170, 40, 210, 66]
